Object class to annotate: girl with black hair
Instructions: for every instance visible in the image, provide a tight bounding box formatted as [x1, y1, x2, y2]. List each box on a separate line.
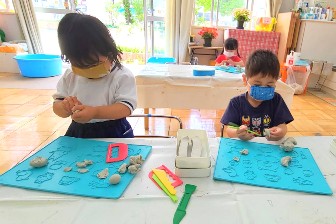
[53, 13, 136, 138]
[215, 37, 244, 67]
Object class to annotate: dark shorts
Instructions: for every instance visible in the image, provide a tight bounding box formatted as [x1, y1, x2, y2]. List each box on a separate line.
[65, 118, 134, 138]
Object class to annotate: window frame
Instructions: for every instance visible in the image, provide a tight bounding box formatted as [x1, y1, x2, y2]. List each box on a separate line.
[192, 0, 268, 29]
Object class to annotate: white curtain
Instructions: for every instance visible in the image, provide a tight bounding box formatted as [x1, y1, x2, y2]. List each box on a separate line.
[13, 0, 43, 53]
[267, 0, 283, 18]
[165, 0, 194, 63]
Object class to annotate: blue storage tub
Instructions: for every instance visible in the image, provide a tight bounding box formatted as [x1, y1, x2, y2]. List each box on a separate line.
[14, 54, 62, 78]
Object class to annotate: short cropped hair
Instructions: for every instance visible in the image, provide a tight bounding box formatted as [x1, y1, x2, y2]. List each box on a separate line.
[245, 50, 280, 79]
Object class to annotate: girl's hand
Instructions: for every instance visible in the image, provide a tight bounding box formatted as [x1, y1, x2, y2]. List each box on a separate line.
[266, 125, 286, 141]
[62, 96, 81, 115]
[236, 125, 255, 141]
[226, 59, 234, 65]
[221, 60, 227, 65]
[71, 105, 97, 123]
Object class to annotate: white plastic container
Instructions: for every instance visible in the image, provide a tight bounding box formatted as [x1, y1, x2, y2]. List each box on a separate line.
[175, 129, 211, 177]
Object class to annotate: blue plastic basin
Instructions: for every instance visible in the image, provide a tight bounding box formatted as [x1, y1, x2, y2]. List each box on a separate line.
[14, 54, 62, 78]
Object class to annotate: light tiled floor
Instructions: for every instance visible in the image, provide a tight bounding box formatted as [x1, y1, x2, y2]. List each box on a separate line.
[0, 88, 335, 174]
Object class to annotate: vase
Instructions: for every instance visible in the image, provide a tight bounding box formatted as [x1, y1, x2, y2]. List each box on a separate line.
[236, 20, 245, 29]
[203, 38, 212, 47]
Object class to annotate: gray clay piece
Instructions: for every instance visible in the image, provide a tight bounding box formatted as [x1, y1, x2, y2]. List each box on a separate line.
[109, 174, 121, 185]
[29, 157, 48, 168]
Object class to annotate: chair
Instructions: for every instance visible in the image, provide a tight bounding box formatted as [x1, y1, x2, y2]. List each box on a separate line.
[147, 56, 176, 64]
[134, 56, 179, 137]
[128, 114, 183, 138]
[221, 124, 225, 137]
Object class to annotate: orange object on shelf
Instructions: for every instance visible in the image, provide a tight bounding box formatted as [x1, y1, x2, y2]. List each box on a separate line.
[209, 59, 216, 66]
[0, 45, 24, 53]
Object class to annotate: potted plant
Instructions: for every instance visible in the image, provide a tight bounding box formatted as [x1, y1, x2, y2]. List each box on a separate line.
[233, 8, 251, 29]
[198, 27, 218, 47]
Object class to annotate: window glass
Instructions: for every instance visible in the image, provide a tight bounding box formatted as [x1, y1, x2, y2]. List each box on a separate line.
[194, 0, 246, 27]
[249, 0, 267, 30]
[0, 0, 15, 13]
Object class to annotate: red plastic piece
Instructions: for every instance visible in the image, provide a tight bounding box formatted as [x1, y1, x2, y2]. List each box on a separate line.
[148, 164, 183, 189]
[106, 143, 128, 163]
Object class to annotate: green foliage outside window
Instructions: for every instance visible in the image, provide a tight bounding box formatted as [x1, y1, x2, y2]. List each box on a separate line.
[194, 0, 245, 26]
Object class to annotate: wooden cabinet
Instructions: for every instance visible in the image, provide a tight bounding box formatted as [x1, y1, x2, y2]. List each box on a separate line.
[275, 12, 301, 64]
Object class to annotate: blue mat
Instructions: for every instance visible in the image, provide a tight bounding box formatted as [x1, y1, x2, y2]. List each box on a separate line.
[0, 136, 152, 199]
[213, 138, 332, 195]
[215, 66, 244, 74]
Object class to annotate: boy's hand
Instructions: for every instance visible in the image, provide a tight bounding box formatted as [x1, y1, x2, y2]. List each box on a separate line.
[61, 96, 81, 115]
[266, 125, 286, 141]
[236, 125, 255, 141]
[71, 104, 97, 123]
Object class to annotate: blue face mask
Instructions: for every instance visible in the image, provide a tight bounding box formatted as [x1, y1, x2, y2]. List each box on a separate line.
[248, 82, 275, 101]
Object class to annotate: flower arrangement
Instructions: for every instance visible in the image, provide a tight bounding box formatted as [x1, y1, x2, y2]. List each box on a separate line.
[198, 27, 218, 39]
[233, 8, 251, 22]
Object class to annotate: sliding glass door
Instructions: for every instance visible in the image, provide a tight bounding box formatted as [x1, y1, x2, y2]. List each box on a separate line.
[144, 0, 166, 61]
[32, 0, 168, 64]
[32, 0, 76, 54]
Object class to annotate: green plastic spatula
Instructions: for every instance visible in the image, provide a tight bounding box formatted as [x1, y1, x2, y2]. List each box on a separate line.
[173, 184, 197, 224]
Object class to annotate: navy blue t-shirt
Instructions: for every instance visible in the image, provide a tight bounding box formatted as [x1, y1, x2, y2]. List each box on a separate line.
[221, 92, 294, 137]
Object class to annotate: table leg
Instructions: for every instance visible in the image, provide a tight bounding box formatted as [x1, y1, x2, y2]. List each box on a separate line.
[144, 108, 149, 130]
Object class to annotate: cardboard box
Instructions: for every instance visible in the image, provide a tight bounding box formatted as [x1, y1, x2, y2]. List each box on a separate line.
[0, 52, 23, 73]
[175, 129, 211, 177]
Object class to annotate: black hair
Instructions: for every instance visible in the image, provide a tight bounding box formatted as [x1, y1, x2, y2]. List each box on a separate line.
[221, 38, 240, 57]
[57, 13, 122, 70]
[245, 50, 280, 79]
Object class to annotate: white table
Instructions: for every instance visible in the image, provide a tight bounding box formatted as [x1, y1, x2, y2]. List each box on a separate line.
[131, 64, 295, 110]
[0, 137, 335, 224]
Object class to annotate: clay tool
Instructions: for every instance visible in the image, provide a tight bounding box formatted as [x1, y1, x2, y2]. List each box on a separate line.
[106, 143, 128, 163]
[148, 165, 183, 188]
[173, 184, 197, 224]
[152, 173, 178, 203]
[227, 122, 261, 136]
[152, 169, 176, 195]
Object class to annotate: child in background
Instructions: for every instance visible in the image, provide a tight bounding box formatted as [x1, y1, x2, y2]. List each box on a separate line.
[53, 13, 137, 138]
[215, 38, 244, 67]
[221, 50, 293, 141]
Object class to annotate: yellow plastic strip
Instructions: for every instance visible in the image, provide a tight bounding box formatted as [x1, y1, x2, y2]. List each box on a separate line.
[152, 174, 178, 203]
[153, 169, 176, 195]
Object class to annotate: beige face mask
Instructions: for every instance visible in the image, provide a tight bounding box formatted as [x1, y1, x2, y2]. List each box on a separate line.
[72, 61, 110, 79]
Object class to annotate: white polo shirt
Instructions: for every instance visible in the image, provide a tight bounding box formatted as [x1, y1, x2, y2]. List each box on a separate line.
[53, 65, 137, 123]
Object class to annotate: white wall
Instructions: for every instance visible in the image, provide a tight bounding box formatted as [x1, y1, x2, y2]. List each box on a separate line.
[0, 13, 24, 41]
[279, 0, 295, 13]
[296, 20, 336, 65]
[321, 71, 336, 97]
[316, 0, 336, 8]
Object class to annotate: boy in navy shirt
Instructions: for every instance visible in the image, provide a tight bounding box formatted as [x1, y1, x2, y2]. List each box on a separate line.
[221, 50, 294, 141]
